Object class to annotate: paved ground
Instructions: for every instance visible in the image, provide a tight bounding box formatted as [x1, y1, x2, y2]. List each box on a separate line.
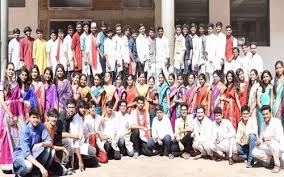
[1, 156, 283, 177]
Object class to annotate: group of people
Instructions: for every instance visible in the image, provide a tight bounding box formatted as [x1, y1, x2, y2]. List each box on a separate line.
[0, 20, 283, 177]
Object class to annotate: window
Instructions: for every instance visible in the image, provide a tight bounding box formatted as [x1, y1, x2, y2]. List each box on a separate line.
[8, 0, 25, 7]
[175, 0, 209, 25]
[49, 20, 92, 35]
[231, 0, 270, 46]
[49, 0, 92, 8]
[123, 0, 153, 8]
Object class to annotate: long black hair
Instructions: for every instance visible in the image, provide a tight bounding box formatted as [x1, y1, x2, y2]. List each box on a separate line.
[225, 70, 240, 94]
[3, 62, 15, 95]
[260, 70, 272, 93]
[273, 60, 284, 98]
[17, 66, 30, 91]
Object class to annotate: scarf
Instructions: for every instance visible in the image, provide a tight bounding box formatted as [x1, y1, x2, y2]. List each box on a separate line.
[136, 109, 151, 140]
[91, 34, 97, 69]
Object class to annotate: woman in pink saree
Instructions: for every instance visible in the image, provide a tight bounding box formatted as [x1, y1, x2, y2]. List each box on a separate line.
[0, 63, 24, 173]
[186, 72, 198, 114]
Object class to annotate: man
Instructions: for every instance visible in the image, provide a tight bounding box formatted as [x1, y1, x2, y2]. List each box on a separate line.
[136, 24, 149, 75]
[20, 26, 34, 70]
[248, 42, 263, 76]
[104, 27, 116, 75]
[129, 96, 152, 157]
[72, 21, 83, 73]
[32, 28, 47, 75]
[126, 27, 138, 76]
[215, 22, 226, 81]
[81, 21, 90, 76]
[211, 107, 235, 161]
[69, 100, 99, 169]
[147, 27, 156, 78]
[64, 25, 75, 79]
[97, 21, 107, 75]
[113, 24, 130, 74]
[171, 103, 194, 159]
[99, 101, 121, 160]
[192, 105, 214, 159]
[156, 26, 170, 76]
[230, 105, 257, 167]
[225, 25, 237, 62]
[114, 100, 134, 157]
[240, 43, 251, 81]
[224, 47, 242, 74]
[173, 25, 186, 75]
[55, 29, 68, 73]
[13, 108, 53, 177]
[147, 105, 174, 159]
[189, 23, 202, 75]
[182, 24, 193, 75]
[46, 29, 57, 73]
[202, 23, 217, 83]
[198, 23, 206, 61]
[252, 105, 283, 173]
[8, 28, 23, 77]
[86, 22, 102, 77]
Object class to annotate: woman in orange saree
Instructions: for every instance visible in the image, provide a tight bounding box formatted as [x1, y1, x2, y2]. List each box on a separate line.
[221, 70, 241, 129]
[126, 74, 138, 113]
[236, 68, 249, 106]
[102, 72, 119, 114]
[195, 73, 211, 117]
[186, 73, 198, 114]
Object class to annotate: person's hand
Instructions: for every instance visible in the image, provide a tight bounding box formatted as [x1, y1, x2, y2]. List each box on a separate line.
[107, 63, 111, 70]
[256, 138, 263, 146]
[220, 58, 224, 65]
[79, 161, 85, 171]
[32, 142, 43, 152]
[40, 167, 48, 177]
[63, 147, 69, 157]
[157, 138, 163, 146]
[187, 60, 191, 65]
[143, 127, 149, 132]
[73, 134, 81, 139]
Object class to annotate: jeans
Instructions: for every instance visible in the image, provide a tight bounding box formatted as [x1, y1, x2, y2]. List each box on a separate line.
[171, 132, 193, 156]
[13, 147, 54, 177]
[104, 142, 121, 160]
[147, 135, 172, 155]
[130, 129, 153, 156]
[118, 138, 134, 157]
[237, 134, 257, 162]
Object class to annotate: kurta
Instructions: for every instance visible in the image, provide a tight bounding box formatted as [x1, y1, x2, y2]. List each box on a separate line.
[71, 32, 82, 71]
[32, 39, 47, 74]
[20, 37, 34, 70]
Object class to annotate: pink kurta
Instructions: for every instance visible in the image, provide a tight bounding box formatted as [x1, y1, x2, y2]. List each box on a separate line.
[20, 37, 34, 70]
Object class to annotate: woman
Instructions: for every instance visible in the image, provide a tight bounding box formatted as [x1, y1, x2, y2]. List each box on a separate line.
[102, 72, 119, 114]
[30, 65, 45, 118]
[0, 63, 24, 172]
[91, 74, 104, 116]
[71, 72, 81, 101]
[18, 67, 38, 119]
[236, 68, 248, 106]
[221, 70, 241, 129]
[54, 64, 73, 111]
[173, 74, 187, 129]
[43, 67, 58, 116]
[116, 74, 125, 98]
[210, 71, 226, 120]
[168, 74, 178, 127]
[157, 73, 170, 116]
[125, 74, 138, 113]
[247, 69, 260, 118]
[146, 76, 159, 127]
[186, 72, 198, 114]
[195, 73, 211, 117]
[257, 70, 273, 134]
[136, 72, 149, 97]
[79, 74, 91, 102]
[272, 60, 284, 125]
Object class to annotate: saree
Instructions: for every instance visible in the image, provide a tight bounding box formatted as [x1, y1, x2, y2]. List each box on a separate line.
[239, 82, 248, 106]
[91, 86, 104, 115]
[79, 86, 91, 101]
[44, 83, 59, 112]
[157, 83, 170, 115]
[186, 85, 198, 114]
[257, 85, 272, 134]
[126, 86, 138, 113]
[210, 83, 225, 120]
[147, 89, 158, 127]
[223, 87, 240, 129]
[102, 84, 117, 114]
[0, 82, 24, 172]
[169, 85, 178, 130]
[33, 82, 45, 116]
[116, 86, 125, 98]
[272, 79, 284, 125]
[174, 85, 187, 131]
[22, 85, 38, 118]
[195, 85, 211, 116]
[57, 79, 73, 110]
[248, 83, 260, 118]
[137, 84, 149, 97]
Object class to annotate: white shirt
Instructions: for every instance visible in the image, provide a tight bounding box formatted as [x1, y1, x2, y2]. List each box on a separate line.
[248, 53, 264, 74]
[84, 114, 102, 134]
[46, 39, 57, 67]
[240, 52, 251, 81]
[8, 38, 22, 70]
[69, 113, 85, 148]
[136, 33, 149, 62]
[155, 36, 170, 64]
[113, 34, 130, 64]
[190, 34, 202, 69]
[260, 117, 283, 143]
[129, 109, 150, 142]
[152, 115, 173, 140]
[205, 33, 218, 72]
[114, 111, 131, 138]
[224, 56, 241, 74]
[193, 117, 213, 143]
[63, 34, 74, 71]
[212, 119, 236, 141]
[174, 115, 194, 139]
[104, 37, 116, 72]
[174, 34, 186, 69]
[54, 38, 68, 70]
[215, 32, 226, 67]
[236, 117, 258, 145]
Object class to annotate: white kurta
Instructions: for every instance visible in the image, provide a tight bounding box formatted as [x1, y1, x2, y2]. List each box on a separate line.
[156, 36, 170, 66]
[63, 34, 74, 71]
[248, 53, 264, 74]
[224, 56, 242, 74]
[46, 39, 57, 71]
[8, 38, 23, 71]
[54, 38, 68, 71]
[151, 116, 174, 140]
[85, 34, 102, 75]
[190, 34, 202, 71]
[104, 38, 117, 72]
[147, 37, 156, 76]
[173, 34, 186, 70]
[114, 34, 129, 73]
[239, 52, 251, 81]
[203, 33, 217, 74]
[136, 34, 149, 63]
[100, 112, 119, 151]
[215, 32, 226, 70]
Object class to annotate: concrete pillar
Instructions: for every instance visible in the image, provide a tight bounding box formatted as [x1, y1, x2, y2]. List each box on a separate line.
[161, 0, 175, 65]
[154, 0, 161, 28]
[209, 0, 230, 27]
[1, 0, 8, 80]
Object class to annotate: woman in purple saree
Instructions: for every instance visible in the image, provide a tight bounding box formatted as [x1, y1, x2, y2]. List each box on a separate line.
[0, 63, 24, 173]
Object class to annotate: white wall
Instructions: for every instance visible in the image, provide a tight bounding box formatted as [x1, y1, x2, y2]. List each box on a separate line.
[8, 0, 38, 37]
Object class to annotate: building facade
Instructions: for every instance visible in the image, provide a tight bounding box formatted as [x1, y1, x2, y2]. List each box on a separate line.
[8, 0, 284, 72]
